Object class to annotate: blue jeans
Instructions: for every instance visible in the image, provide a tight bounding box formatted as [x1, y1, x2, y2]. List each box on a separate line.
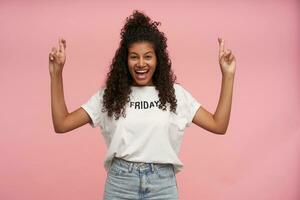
[103, 157, 179, 200]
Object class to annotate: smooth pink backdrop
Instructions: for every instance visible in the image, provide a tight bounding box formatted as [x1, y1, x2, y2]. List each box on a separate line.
[1, 0, 299, 199]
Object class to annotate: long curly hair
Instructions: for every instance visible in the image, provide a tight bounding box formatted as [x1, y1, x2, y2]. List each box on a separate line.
[102, 10, 178, 120]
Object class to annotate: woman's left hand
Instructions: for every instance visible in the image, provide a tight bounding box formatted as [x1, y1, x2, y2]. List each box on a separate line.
[218, 38, 236, 77]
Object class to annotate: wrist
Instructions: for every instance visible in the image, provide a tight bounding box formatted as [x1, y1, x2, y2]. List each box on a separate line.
[50, 72, 63, 80]
[222, 73, 235, 80]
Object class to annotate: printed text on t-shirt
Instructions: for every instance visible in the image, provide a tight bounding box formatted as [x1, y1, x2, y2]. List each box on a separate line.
[129, 100, 160, 109]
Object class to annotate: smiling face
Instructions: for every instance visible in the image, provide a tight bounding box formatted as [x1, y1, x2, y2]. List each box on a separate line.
[127, 41, 157, 87]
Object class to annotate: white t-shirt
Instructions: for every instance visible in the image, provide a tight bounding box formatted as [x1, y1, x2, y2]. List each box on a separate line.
[80, 83, 201, 174]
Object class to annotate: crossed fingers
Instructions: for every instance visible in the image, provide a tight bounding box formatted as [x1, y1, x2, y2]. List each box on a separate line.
[218, 37, 234, 63]
[49, 37, 66, 61]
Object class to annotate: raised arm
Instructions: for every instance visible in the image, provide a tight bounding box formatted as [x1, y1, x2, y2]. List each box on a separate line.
[192, 38, 236, 134]
[49, 37, 91, 133]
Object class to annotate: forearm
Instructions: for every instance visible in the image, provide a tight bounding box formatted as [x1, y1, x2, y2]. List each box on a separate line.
[51, 73, 69, 133]
[213, 75, 235, 133]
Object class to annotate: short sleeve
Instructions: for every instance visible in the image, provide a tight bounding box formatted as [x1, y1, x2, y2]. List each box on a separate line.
[175, 83, 201, 127]
[80, 89, 104, 128]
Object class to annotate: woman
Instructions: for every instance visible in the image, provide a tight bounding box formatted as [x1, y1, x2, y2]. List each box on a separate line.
[49, 10, 236, 200]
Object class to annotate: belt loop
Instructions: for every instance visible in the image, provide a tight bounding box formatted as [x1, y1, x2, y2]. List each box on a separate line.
[150, 163, 154, 173]
[111, 157, 115, 167]
[172, 165, 175, 175]
[128, 162, 133, 173]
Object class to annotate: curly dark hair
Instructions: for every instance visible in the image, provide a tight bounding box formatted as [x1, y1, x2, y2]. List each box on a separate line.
[102, 10, 178, 120]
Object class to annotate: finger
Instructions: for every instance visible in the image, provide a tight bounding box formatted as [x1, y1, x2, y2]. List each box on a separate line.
[61, 38, 66, 49]
[218, 37, 225, 56]
[229, 57, 234, 64]
[225, 49, 231, 59]
[58, 37, 64, 53]
[230, 55, 235, 63]
[49, 48, 57, 61]
[220, 53, 226, 63]
[222, 49, 229, 61]
[229, 52, 234, 60]
[51, 47, 58, 59]
[49, 52, 54, 61]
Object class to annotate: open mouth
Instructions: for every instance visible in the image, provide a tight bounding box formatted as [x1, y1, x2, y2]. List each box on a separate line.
[135, 69, 150, 80]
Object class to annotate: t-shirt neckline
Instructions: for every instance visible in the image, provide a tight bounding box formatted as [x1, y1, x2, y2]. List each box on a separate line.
[131, 85, 155, 88]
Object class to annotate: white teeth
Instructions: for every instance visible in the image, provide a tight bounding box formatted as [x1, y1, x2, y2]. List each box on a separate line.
[136, 70, 148, 73]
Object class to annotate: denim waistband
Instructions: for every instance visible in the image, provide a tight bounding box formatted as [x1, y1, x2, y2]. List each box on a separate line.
[111, 156, 174, 174]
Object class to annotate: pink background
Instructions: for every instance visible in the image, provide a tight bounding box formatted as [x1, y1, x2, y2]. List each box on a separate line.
[1, 0, 299, 199]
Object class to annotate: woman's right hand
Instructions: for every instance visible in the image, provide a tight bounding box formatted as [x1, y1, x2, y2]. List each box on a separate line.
[49, 37, 66, 76]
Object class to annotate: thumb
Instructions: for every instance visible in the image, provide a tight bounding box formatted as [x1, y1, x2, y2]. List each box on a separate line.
[49, 52, 55, 62]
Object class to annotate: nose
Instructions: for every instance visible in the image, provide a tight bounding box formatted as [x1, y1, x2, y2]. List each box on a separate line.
[138, 58, 146, 67]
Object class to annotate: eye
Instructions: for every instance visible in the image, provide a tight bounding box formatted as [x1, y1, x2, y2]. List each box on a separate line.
[130, 56, 137, 59]
[146, 56, 152, 59]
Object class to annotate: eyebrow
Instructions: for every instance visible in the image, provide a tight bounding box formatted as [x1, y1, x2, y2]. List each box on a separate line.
[129, 51, 153, 55]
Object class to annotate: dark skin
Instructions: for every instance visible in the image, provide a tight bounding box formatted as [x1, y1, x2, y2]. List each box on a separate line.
[192, 38, 236, 134]
[127, 41, 157, 87]
[48, 37, 236, 135]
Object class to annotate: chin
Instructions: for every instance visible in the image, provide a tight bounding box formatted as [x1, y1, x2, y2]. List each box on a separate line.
[132, 79, 153, 86]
